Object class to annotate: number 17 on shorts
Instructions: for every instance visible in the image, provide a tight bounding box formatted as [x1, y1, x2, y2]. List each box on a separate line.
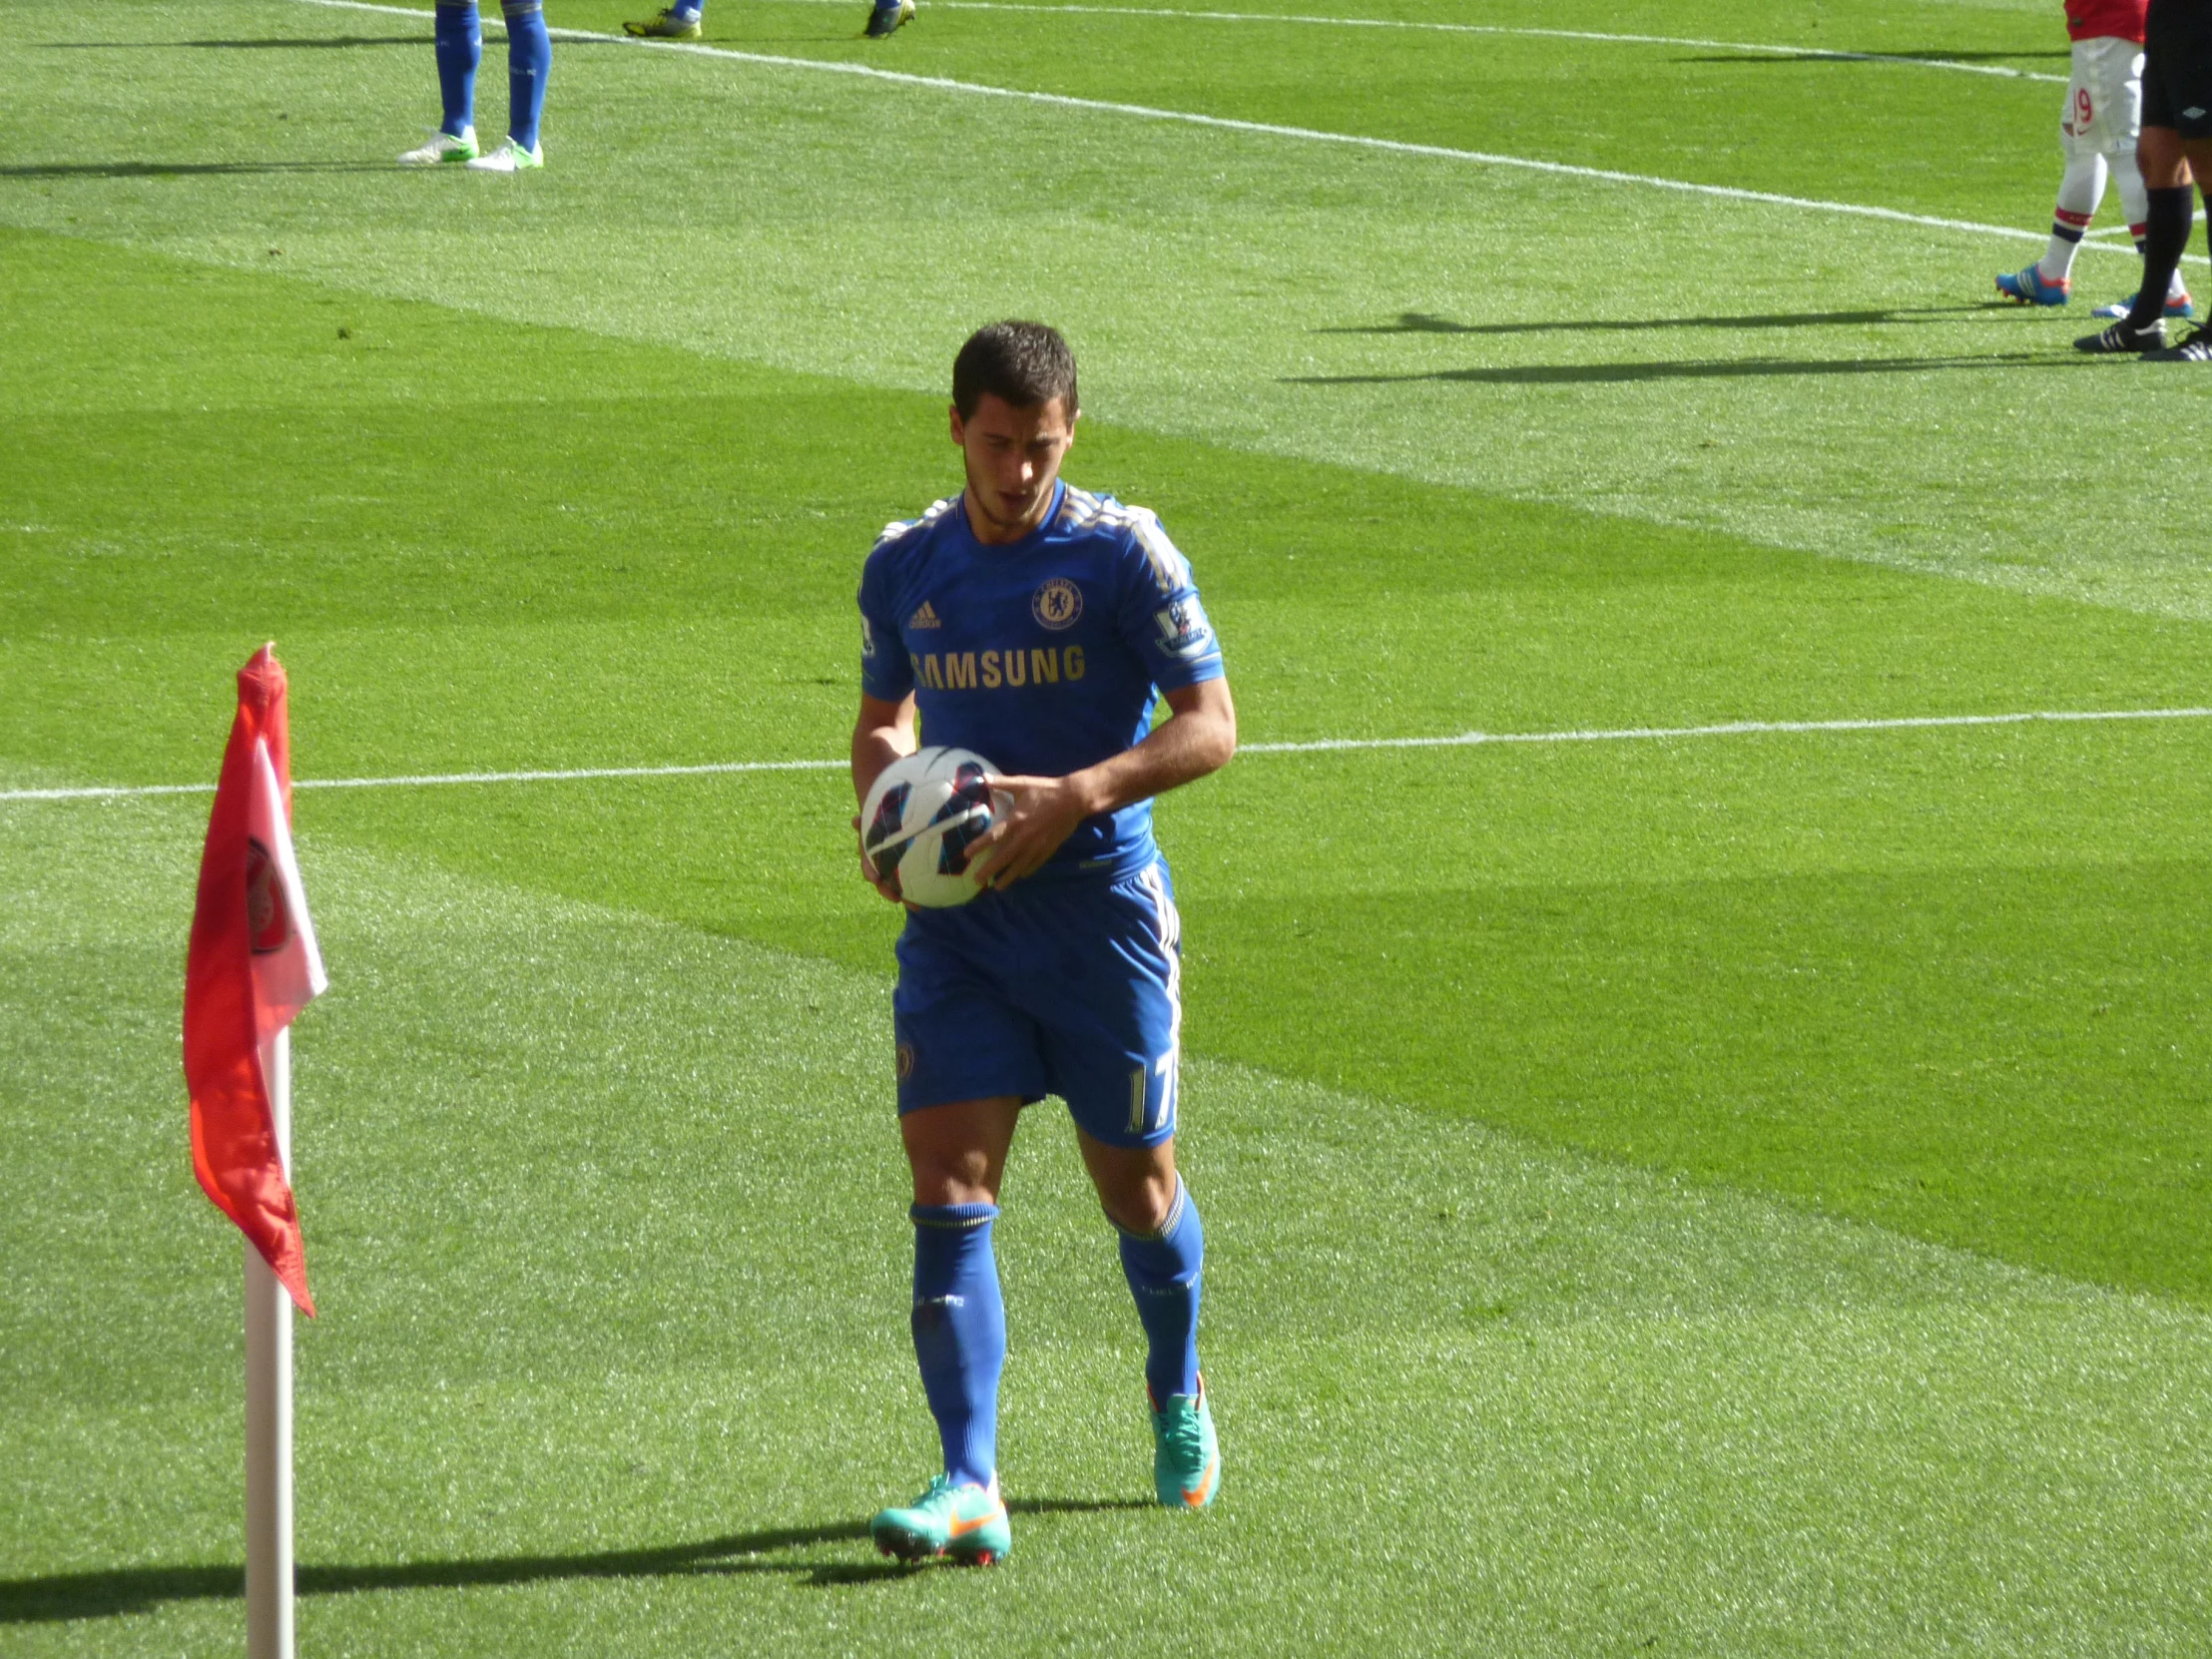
[1130, 1048, 1179, 1137]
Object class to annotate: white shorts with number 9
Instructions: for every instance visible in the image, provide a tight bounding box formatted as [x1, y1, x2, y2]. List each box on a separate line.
[2063, 34, 2147, 161]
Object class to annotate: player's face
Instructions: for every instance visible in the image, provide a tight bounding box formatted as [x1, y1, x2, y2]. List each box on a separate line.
[950, 393, 1077, 544]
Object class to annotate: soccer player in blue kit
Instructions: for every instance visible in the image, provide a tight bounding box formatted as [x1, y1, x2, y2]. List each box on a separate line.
[851, 321, 1237, 1565]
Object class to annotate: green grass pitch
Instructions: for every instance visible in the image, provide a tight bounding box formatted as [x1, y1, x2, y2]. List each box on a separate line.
[3, 0, 2210, 1651]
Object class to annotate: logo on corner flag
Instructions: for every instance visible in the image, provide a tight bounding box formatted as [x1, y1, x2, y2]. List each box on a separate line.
[1031, 578, 1083, 631]
[246, 838, 293, 954]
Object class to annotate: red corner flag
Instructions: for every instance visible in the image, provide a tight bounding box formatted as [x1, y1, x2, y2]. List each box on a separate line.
[185, 646, 326, 1316]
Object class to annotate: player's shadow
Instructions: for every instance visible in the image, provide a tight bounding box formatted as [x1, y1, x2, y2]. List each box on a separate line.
[1681, 48, 2072, 66]
[0, 161, 390, 179]
[45, 36, 425, 48]
[0, 1498, 1151, 1620]
[1323, 306, 1985, 338]
[1291, 351, 2072, 386]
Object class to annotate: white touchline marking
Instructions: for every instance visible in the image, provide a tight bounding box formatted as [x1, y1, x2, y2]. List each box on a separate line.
[10, 708, 2209, 804]
[779, 0, 2072, 86]
[295, 0, 2143, 260]
[1238, 706, 2212, 755]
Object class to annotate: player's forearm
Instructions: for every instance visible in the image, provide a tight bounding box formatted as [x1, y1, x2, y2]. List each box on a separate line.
[851, 695, 919, 804]
[1066, 689, 1236, 818]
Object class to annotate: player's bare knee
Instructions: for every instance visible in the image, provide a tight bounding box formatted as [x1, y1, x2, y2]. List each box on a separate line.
[1099, 1169, 1180, 1237]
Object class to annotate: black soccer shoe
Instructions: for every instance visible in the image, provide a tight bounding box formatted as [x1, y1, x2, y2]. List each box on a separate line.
[2074, 318, 2166, 353]
[863, 0, 913, 35]
[2143, 324, 2212, 361]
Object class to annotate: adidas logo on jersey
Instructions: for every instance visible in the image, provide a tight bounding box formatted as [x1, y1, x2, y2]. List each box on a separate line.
[908, 601, 943, 630]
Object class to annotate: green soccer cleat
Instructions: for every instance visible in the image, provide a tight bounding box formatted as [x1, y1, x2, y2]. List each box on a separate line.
[465, 138, 544, 173]
[1150, 1378, 1220, 1509]
[862, 0, 914, 37]
[397, 127, 478, 166]
[624, 6, 702, 36]
[869, 1475, 1010, 1565]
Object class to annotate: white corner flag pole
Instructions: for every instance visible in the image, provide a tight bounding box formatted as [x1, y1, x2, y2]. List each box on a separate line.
[245, 1027, 295, 1659]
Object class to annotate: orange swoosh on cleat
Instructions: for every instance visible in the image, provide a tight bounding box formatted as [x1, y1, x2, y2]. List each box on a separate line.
[1181, 1455, 1219, 1507]
[948, 1505, 1002, 1538]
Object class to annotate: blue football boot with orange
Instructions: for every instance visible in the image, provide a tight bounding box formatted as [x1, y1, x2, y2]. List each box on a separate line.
[1996, 264, 2070, 306]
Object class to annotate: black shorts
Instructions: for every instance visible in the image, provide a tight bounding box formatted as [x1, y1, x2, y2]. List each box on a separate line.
[2143, 0, 2212, 139]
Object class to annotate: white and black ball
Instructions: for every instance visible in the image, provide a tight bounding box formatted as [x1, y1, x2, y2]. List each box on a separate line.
[859, 746, 999, 908]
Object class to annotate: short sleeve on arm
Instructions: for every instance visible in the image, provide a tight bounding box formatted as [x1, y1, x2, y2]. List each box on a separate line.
[1116, 511, 1225, 691]
[857, 548, 914, 702]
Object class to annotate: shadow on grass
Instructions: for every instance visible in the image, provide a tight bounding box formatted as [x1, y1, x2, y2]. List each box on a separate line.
[0, 162, 389, 179]
[1322, 307, 1989, 338]
[1681, 48, 2071, 66]
[0, 1498, 1151, 1621]
[45, 36, 426, 48]
[1291, 351, 2073, 386]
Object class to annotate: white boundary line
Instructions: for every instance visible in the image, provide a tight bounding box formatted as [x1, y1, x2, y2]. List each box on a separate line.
[298, 0, 2126, 258]
[10, 707, 2209, 803]
[782, 0, 2072, 85]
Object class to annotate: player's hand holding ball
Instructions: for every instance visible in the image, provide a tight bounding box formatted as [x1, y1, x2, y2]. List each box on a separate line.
[962, 770, 1096, 892]
[858, 747, 1000, 908]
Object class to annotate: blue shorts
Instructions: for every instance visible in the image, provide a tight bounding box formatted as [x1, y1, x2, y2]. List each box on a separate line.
[893, 858, 1184, 1149]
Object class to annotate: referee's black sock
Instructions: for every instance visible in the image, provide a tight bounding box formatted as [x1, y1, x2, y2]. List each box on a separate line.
[2126, 186, 2197, 333]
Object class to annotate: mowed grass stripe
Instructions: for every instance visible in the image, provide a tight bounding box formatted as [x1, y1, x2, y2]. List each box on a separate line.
[297, 0, 2128, 260]
[3, 800, 2208, 1653]
[10, 705, 2212, 802]
[9, 12, 2210, 614]
[5, 225, 2209, 1307]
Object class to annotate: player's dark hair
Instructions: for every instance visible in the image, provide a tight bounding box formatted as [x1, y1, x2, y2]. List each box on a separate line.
[952, 321, 1079, 420]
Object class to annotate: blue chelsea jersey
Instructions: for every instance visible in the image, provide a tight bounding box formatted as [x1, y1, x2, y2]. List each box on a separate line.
[857, 480, 1226, 878]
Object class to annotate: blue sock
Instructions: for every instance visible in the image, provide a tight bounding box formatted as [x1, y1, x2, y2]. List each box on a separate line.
[500, 0, 551, 153]
[1118, 1180, 1203, 1402]
[910, 1203, 1004, 1488]
[433, 1, 480, 138]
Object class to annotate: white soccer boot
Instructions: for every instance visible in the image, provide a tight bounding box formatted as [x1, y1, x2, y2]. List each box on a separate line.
[465, 137, 544, 172]
[397, 127, 478, 166]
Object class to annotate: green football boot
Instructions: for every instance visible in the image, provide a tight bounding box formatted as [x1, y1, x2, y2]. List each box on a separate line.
[1150, 1377, 1220, 1509]
[869, 1474, 1010, 1565]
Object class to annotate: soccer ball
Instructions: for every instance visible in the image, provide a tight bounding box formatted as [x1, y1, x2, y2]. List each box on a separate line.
[859, 746, 999, 908]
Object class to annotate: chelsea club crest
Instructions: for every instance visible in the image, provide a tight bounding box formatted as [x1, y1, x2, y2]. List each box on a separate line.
[1031, 578, 1083, 631]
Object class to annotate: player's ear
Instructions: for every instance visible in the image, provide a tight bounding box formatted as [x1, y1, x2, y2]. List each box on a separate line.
[948, 404, 964, 446]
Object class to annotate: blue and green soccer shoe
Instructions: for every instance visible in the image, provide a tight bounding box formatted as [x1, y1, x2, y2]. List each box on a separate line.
[870, 1475, 1010, 1566]
[1150, 1379, 1221, 1510]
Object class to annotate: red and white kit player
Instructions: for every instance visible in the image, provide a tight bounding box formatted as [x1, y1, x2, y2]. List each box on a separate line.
[1996, 0, 2194, 316]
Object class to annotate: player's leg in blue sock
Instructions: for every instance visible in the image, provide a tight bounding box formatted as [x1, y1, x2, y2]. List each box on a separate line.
[500, 0, 551, 152]
[910, 1202, 1005, 1486]
[433, 0, 481, 139]
[1118, 1178, 1202, 1401]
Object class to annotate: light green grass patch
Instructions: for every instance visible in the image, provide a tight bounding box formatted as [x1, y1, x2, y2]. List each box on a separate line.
[3, 798, 2209, 1655]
